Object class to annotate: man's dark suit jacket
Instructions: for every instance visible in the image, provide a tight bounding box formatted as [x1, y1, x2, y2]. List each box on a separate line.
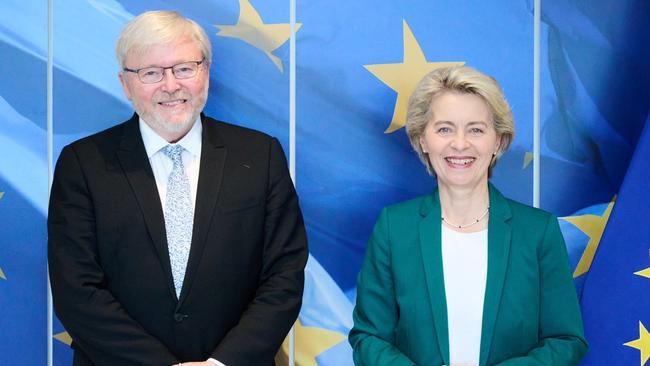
[48, 114, 308, 366]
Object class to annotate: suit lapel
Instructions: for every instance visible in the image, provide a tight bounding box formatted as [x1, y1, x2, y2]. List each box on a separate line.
[177, 116, 226, 306]
[115, 115, 176, 299]
[419, 189, 450, 364]
[479, 184, 512, 366]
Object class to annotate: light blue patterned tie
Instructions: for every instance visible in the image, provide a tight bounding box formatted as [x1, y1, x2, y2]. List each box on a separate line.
[163, 145, 193, 297]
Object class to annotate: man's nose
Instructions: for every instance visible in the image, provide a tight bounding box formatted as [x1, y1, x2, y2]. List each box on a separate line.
[160, 68, 181, 92]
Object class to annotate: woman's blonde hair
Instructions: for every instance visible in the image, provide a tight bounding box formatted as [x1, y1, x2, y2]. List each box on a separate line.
[405, 66, 515, 176]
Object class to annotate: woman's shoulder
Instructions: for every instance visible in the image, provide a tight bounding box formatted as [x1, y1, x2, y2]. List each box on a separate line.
[489, 184, 555, 221]
[383, 193, 432, 216]
[503, 197, 557, 227]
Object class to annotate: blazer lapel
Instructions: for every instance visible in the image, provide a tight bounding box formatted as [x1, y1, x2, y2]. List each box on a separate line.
[479, 184, 512, 366]
[177, 116, 226, 306]
[115, 115, 176, 299]
[419, 189, 450, 364]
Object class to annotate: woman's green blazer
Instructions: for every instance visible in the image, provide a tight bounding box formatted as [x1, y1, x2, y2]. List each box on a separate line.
[349, 184, 588, 365]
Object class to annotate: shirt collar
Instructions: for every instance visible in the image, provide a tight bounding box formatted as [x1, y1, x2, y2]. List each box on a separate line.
[139, 117, 203, 158]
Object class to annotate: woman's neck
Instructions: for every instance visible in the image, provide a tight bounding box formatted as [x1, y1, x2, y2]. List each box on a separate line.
[438, 181, 490, 232]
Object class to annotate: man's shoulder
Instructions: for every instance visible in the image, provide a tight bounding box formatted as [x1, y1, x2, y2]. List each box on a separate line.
[202, 115, 273, 144]
[66, 116, 135, 150]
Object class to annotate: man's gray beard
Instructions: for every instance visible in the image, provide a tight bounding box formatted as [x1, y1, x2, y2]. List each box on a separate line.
[148, 110, 200, 134]
[135, 91, 207, 136]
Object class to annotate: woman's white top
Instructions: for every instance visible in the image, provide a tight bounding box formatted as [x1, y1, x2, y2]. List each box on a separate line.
[441, 225, 488, 366]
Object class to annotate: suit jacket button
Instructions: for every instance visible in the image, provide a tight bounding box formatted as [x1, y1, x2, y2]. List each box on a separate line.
[174, 313, 188, 323]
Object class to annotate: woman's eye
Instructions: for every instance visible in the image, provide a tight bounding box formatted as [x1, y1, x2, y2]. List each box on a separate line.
[437, 127, 452, 134]
[469, 128, 484, 134]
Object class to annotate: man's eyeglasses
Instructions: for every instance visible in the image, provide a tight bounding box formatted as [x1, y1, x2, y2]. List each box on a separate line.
[123, 59, 205, 84]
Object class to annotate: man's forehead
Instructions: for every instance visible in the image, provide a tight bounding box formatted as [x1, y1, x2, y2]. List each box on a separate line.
[126, 39, 202, 64]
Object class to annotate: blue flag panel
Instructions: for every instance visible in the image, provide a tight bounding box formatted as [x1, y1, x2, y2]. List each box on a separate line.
[539, 0, 650, 215]
[580, 115, 650, 365]
[0, 1, 48, 364]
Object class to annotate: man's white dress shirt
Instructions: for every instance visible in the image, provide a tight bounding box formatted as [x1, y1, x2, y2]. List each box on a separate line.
[139, 118, 225, 366]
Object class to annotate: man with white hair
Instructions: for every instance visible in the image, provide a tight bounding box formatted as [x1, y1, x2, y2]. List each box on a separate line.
[48, 10, 308, 366]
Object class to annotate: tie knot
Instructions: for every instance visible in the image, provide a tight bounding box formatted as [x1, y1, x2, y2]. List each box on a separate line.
[164, 145, 184, 164]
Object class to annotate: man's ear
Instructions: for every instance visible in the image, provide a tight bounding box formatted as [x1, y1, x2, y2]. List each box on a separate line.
[118, 72, 132, 101]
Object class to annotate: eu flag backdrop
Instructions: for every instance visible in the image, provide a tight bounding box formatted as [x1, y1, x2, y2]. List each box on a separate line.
[0, 0, 649, 365]
[580, 115, 650, 365]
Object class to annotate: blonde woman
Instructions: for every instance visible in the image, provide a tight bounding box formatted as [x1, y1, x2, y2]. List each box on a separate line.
[349, 66, 587, 366]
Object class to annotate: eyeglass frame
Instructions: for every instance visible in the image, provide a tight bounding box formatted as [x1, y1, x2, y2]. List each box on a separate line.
[122, 58, 206, 84]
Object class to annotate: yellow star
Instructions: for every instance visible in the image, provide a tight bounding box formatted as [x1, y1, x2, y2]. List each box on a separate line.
[635, 267, 650, 279]
[53, 331, 72, 346]
[624, 321, 650, 366]
[275, 320, 346, 366]
[364, 20, 464, 133]
[562, 198, 615, 278]
[522, 152, 534, 169]
[215, 0, 301, 73]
